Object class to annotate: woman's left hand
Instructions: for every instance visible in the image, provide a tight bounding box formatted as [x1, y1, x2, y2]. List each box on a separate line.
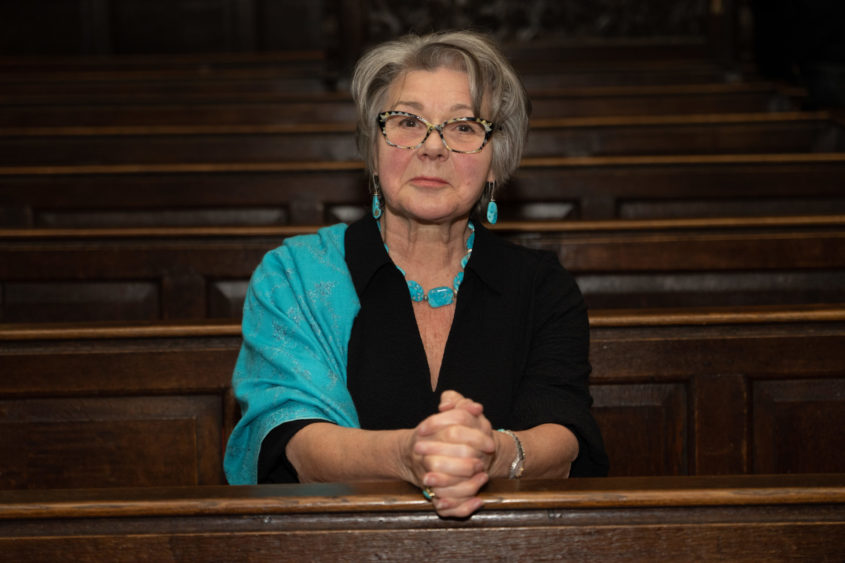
[413, 390, 496, 517]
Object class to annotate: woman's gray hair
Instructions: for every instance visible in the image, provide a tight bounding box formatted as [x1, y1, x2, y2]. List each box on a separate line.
[350, 30, 530, 189]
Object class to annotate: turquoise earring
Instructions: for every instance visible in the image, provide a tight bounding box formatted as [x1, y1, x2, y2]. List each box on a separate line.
[485, 181, 498, 224]
[371, 175, 382, 219]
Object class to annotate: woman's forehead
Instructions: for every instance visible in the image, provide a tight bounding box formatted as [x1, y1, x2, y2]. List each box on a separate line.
[385, 68, 488, 116]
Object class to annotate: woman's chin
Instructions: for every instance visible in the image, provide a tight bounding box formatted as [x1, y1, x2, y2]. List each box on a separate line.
[397, 207, 467, 225]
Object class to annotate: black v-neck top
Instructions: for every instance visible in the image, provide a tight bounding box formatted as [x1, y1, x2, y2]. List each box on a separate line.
[257, 217, 608, 481]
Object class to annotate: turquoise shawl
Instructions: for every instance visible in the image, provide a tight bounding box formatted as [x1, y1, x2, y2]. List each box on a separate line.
[223, 223, 361, 485]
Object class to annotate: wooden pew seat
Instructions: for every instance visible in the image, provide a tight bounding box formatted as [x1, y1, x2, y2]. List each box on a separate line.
[1, 305, 844, 489]
[1, 475, 843, 561]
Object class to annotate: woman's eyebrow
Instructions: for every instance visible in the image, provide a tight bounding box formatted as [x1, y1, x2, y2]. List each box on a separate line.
[394, 100, 424, 112]
[393, 101, 476, 116]
[450, 103, 474, 114]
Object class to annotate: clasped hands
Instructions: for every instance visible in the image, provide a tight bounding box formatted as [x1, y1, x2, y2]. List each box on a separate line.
[407, 389, 499, 518]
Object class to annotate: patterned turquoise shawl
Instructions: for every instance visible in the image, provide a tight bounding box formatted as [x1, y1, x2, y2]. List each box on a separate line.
[223, 223, 361, 485]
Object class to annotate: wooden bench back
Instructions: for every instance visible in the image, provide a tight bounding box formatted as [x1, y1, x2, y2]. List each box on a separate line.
[3, 112, 842, 166]
[1, 217, 843, 322]
[2, 306, 844, 488]
[2, 154, 844, 226]
[0, 83, 801, 127]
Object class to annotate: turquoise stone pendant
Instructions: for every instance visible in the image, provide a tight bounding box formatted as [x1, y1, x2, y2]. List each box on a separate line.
[427, 286, 454, 308]
[486, 200, 498, 224]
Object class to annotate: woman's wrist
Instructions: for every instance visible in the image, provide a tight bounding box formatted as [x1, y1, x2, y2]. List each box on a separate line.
[496, 429, 525, 479]
[491, 429, 516, 478]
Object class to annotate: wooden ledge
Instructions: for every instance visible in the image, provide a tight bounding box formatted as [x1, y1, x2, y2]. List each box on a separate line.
[522, 152, 845, 168]
[529, 82, 787, 97]
[3, 153, 843, 176]
[1, 474, 842, 520]
[588, 303, 845, 327]
[0, 319, 242, 341]
[2, 305, 844, 342]
[2, 215, 843, 240]
[1, 111, 833, 137]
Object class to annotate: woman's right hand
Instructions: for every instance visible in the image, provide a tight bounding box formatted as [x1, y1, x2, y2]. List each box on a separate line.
[406, 390, 496, 517]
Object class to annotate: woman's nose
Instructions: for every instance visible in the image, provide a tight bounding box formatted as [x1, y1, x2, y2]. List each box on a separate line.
[418, 128, 448, 158]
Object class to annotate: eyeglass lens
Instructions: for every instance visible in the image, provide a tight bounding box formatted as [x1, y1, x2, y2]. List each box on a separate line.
[383, 114, 487, 152]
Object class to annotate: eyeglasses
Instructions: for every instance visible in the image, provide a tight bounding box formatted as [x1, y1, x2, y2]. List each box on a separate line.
[377, 111, 497, 154]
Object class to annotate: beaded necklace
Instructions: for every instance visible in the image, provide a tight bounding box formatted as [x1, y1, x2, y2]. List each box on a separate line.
[378, 220, 475, 308]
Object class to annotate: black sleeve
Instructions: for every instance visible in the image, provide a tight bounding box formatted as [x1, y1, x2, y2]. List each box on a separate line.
[512, 251, 609, 477]
[257, 419, 326, 483]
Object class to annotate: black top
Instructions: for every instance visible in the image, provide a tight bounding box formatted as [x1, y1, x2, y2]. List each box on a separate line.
[258, 216, 608, 482]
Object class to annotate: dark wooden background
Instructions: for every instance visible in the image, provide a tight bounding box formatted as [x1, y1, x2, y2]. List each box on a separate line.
[0, 0, 843, 513]
[1, 1, 844, 557]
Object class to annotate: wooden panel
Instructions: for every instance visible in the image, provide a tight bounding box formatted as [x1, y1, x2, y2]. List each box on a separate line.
[526, 116, 845, 158]
[530, 88, 792, 115]
[691, 374, 749, 474]
[0, 347, 238, 397]
[0, 395, 224, 488]
[575, 271, 845, 309]
[753, 379, 845, 474]
[1, 281, 159, 323]
[591, 383, 687, 476]
[36, 207, 289, 228]
[207, 280, 248, 319]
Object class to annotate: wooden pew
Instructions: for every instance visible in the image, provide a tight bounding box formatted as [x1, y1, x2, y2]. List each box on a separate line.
[1, 475, 843, 561]
[1, 217, 843, 322]
[0, 53, 338, 102]
[1, 153, 843, 226]
[3, 112, 842, 166]
[0, 83, 801, 127]
[0, 57, 745, 105]
[1, 305, 843, 488]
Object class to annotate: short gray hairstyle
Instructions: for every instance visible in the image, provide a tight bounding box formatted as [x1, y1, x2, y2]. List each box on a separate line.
[350, 30, 530, 188]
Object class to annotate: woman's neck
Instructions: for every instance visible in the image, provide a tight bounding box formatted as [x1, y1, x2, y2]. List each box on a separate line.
[379, 213, 471, 287]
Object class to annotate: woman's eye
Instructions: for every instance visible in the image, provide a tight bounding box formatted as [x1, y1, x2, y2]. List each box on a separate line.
[452, 122, 482, 135]
[399, 118, 420, 128]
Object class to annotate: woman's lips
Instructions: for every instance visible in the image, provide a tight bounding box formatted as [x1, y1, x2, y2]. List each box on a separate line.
[411, 176, 449, 188]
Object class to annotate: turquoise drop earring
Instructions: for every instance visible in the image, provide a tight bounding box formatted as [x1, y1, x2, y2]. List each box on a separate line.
[486, 181, 498, 224]
[371, 175, 382, 219]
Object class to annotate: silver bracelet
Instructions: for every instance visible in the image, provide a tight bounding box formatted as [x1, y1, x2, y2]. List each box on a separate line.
[497, 429, 525, 479]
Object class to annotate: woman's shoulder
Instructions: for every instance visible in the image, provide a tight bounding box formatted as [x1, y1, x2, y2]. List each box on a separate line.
[259, 223, 349, 269]
[475, 223, 584, 308]
[476, 223, 568, 275]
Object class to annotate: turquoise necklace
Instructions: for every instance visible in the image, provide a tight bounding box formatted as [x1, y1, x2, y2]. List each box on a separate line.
[378, 220, 475, 308]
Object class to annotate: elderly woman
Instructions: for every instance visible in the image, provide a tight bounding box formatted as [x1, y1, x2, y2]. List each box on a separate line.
[224, 30, 608, 518]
